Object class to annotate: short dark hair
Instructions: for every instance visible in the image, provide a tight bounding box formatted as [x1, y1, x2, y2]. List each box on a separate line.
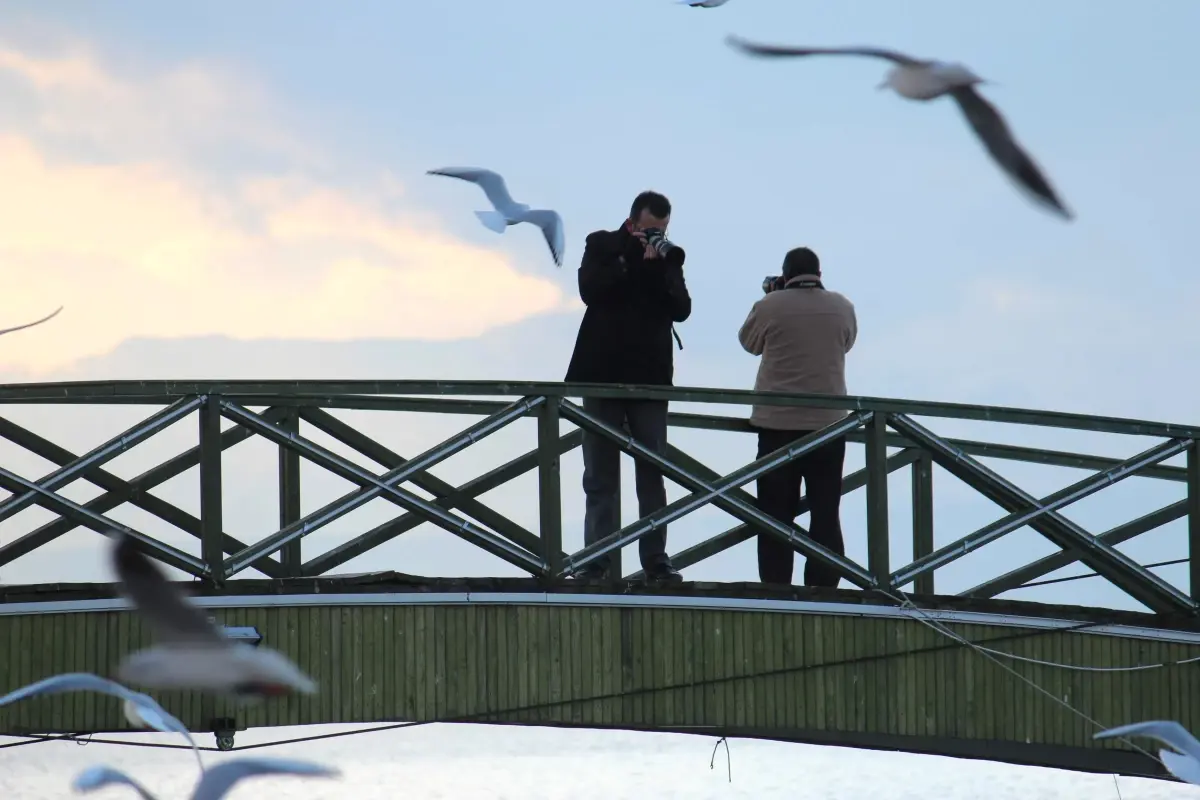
[782, 247, 820, 279]
[630, 190, 671, 221]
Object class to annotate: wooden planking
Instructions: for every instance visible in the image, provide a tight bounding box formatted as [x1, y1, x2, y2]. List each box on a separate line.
[0, 602, 1195, 760]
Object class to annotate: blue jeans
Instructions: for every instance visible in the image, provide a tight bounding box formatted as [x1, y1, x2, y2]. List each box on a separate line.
[580, 396, 671, 573]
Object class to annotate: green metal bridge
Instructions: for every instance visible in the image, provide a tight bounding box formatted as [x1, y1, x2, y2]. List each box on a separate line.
[0, 380, 1196, 780]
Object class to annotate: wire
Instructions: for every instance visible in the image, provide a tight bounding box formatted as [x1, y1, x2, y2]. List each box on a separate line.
[883, 597, 1200, 673]
[0, 617, 1119, 753]
[709, 736, 731, 782]
[880, 587, 1165, 768]
[0, 592, 1183, 776]
[1020, 558, 1186, 590]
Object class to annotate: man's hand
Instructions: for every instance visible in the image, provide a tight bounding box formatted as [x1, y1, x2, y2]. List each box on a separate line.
[630, 230, 659, 261]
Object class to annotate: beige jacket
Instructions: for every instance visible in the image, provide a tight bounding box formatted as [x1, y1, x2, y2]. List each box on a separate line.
[737, 277, 857, 431]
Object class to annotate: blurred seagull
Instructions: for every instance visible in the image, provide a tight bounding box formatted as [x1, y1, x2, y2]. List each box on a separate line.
[0, 305, 62, 337]
[0, 672, 202, 770]
[110, 534, 317, 700]
[73, 757, 340, 800]
[427, 167, 565, 267]
[1094, 720, 1200, 785]
[724, 36, 1072, 220]
[680, 0, 730, 6]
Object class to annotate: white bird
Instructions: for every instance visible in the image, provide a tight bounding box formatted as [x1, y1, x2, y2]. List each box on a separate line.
[110, 534, 317, 699]
[724, 36, 1072, 220]
[1094, 720, 1200, 785]
[0, 305, 62, 337]
[73, 757, 340, 800]
[0, 672, 203, 770]
[427, 167, 565, 267]
[679, 0, 730, 7]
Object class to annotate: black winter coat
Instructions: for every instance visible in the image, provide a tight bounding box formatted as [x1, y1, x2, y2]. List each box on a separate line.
[564, 225, 692, 386]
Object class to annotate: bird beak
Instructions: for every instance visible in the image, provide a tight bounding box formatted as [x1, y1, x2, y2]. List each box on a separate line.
[875, 79, 888, 91]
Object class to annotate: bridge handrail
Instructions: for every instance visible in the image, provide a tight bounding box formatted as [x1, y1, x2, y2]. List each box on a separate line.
[0, 379, 1194, 439]
[0, 378, 1196, 617]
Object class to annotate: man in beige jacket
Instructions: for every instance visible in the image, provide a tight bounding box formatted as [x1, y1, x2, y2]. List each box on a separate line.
[738, 246, 857, 587]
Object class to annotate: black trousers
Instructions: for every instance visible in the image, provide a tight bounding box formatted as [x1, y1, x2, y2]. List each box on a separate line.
[580, 397, 671, 573]
[754, 428, 847, 587]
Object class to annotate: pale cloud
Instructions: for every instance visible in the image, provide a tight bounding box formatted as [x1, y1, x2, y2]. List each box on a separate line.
[0, 40, 310, 163]
[0, 41, 572, 373]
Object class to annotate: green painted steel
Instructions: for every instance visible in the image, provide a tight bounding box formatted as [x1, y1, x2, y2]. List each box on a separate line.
[0, 598, 1188, 778]
[0, 379, 1196, 438]
[0, 379, 1197, 778]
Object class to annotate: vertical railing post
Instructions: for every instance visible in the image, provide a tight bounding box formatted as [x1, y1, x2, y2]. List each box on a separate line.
[911, 452, 934, 595]
[1188, 440, 1200, 600]
[198, 395, 224, 585]
[865, 411, 890, 586]
[278, 407, 302, 577]
[537, 396, 563, 579]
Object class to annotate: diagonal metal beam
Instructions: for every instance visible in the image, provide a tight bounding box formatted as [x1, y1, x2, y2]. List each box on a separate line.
[0, 397, 202, 525]
[965, 500, 1188, 598]
[0, 414, 283, 579]
[891, 437, 1189, 589]
[670, 409, 1192, 483]
[297, 406, 542, 557]
[301, 430, 583, 576]
[559, 400, 875, 587]
[0, 464, 205, 577]
[220, 398, 547, 577]
[627, 446, 921, 580]
[889, 413, 1198, 615]
[0, 407, 288, 574]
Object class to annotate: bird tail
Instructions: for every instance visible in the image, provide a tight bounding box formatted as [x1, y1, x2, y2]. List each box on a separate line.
[474, 210, 508, 234]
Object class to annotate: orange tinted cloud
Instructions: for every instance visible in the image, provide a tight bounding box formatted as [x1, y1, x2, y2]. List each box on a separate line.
[0, 42, 571, 373]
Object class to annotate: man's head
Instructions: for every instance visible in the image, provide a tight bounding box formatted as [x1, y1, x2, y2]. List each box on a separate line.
[782, 247, 820, 280]
[629, 190, 671, 233]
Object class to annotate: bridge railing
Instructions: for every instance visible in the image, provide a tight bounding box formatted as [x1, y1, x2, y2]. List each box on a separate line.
[0, 380, 1196, 617]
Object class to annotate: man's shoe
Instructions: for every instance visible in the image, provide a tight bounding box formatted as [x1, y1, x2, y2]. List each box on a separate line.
[574, 564, 611, 582]
[644, 562, 683, 584]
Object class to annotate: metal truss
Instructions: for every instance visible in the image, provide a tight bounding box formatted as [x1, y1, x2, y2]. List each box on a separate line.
[0, 382, 1194, 619]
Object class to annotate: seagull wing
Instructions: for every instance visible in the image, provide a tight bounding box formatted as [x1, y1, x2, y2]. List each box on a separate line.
[0, 673, 136, 708]
[1160, 749, 1200, 786]
[1095, 720, 1200, 762]
[427, 167, 520, 215]
[112, 534, 227, 646]
[0, 306, 62, 337]
[0, 672, 203, 768]
[725, 36, 922, 66]
[949, 86, 1072, 220]
[128, 701, 205, 771]
[523, 209, 565, 267]
[72, 765, 159, 800]
[192, 757, 340, 800]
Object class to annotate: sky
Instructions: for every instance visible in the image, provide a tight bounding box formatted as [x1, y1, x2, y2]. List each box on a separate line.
[0, 0, 1198, 617]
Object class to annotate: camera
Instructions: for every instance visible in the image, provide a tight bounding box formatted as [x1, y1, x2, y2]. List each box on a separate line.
[641, 228, 685, 266]
[762, 275, 787, 294]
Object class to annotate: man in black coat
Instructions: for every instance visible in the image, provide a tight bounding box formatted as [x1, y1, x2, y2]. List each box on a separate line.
[564, 190, 691, 582]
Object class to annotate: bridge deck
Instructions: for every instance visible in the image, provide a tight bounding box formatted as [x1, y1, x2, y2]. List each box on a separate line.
[0, 380, 1198, 781]
[1, 577, 1195, 781]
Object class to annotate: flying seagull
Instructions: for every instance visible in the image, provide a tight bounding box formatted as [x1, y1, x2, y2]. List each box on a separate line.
[72, 757, 340, 800]
[0, 672, 203, 770]
[679, 0, 730, 6]
[0, 305, 63, 337]
[1094, 720, 1200, 785]
[110, 534, 317, 699]
[724, 36, 1072, 220]
[427, 167, 565, 267]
